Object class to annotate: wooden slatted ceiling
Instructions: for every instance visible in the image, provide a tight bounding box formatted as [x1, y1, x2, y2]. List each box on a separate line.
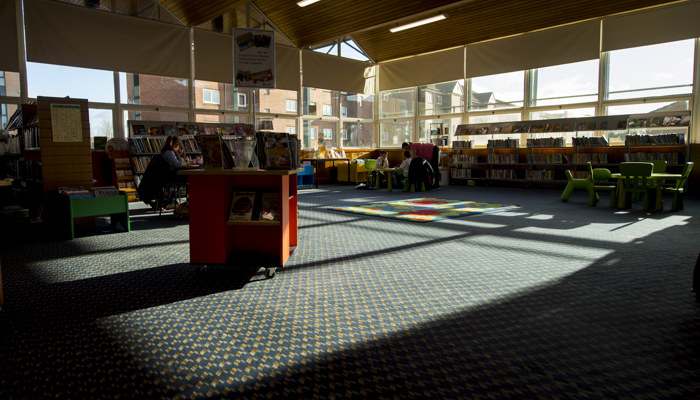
[157, 0, 252, 26]
[139, 0, 681, 62]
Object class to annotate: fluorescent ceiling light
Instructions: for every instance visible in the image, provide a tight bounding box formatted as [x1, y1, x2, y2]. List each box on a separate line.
[390, 14, 447, 33]
[297, 0, 321, 6]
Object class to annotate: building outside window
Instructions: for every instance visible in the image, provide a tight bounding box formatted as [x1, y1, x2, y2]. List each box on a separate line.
[286, 99, 297, 112]
[237, 93, 247, 107]
[203, 89, 220, 105]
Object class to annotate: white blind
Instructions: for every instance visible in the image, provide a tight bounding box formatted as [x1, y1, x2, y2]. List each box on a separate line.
[25, 0, 190, 78]
[194, 29, 233, 83]
[302, 50, 373, 93]
[602, 0, 700, 52]
[0, 0, 19, 72]
[466, 20, 600, 78]
[379, 47, 464, 91]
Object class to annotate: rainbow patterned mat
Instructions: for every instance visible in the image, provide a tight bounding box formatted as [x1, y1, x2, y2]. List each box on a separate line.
[330, 198, 518, 222]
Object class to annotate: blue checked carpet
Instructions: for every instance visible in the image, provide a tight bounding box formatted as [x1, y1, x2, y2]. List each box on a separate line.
[1, 185, 699, 399]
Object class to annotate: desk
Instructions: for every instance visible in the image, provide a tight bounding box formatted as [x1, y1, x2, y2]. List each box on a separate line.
[611, 173, 682, 211]
[302, 158, 349, 188]
[374, 168, 402, 191]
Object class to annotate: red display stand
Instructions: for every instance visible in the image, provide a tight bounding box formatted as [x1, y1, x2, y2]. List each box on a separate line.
[180, 169, 300, 275]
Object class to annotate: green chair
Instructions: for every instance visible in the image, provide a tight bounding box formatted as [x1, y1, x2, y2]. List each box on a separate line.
[588, 162, 617, 207]
[653, 160, 668, 173]
[662, 162, 694, 211]
[364, 159, 377, 186]
[617, 162, 654, 210]
[561, 162, 616, 206]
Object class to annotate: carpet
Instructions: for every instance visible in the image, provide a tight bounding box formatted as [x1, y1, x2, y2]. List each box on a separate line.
[330, 198, 518, 222]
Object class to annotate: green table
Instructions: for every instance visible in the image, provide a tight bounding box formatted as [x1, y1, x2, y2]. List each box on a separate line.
[610, 173, 682, 211]
[66, 192, 131, 239]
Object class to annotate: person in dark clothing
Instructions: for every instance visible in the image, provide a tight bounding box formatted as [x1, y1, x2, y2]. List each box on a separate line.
[402, 142, 440, 188]
[137, 136, 188, 209]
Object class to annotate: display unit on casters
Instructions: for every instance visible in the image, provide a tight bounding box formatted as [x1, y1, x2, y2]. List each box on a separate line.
[180, 168, 301, 278]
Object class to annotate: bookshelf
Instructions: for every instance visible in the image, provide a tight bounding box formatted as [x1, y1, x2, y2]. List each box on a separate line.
[180, 169, 301, 278]
[450, 111, 689, 186]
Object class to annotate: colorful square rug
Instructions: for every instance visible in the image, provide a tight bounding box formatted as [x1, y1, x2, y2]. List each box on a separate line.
[330, 198, 518, 222]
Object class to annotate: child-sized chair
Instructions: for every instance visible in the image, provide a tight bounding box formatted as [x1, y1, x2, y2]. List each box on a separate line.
[561, 162, 616, 206]
[662, 162, 694, 211]
[617, 162, 654, 209]
[364, 159, 377, 186]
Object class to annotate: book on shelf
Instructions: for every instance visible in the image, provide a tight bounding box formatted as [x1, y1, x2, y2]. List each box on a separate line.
[263, 132, 293, 170]
[196, 135, 224, 169]
[228, 191, 256, 221]
[91, 186, 120, 197]
[258, 192, 281, 221]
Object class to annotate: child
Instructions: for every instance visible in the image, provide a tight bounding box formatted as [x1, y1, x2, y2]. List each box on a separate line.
[373, 151, 389, 187]
[396, 150, 412, 186]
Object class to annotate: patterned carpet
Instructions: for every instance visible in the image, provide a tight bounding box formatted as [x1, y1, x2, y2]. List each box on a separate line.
[329, 197, 519, 222]
[1, 184, 699, 399]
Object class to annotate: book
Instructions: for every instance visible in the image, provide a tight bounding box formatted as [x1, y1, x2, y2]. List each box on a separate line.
[228, 191, 256, 221]
[91, 186, 120, 197]
[196, 135, 224, 169]
[264, 132, 292, 170]
[258, 192, 281, 221]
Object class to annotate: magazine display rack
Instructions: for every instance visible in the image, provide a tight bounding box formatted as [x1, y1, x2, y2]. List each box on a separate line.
[180, 168, 301, 278]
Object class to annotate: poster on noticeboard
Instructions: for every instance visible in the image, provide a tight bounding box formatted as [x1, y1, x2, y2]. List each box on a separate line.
[233, 28, 276, 89]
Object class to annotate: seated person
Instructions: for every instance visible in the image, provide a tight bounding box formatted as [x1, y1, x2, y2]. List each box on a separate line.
[373, 150, 390, 187]
[402, 142, 440, 188]
[395, 150, 412, 186]
[137, 136, 188, 209]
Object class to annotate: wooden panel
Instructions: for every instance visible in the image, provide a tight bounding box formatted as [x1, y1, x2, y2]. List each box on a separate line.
[36, 97, 93, 196]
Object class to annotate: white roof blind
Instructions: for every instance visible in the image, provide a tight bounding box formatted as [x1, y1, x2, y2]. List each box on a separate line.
[302, 50, 373, 93]
[379, 47, 464, 91]
[0, 0, 19, 72]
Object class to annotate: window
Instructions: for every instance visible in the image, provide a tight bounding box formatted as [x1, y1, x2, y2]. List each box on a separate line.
[425, 92, 433, 103]
[607, 39, 694, 100]
[323, 104, 333, 116]
[310, 128, 316, 139]
[469, 71, 524, 110]
[286, 126, 296, 135]
[28, 63, 116, 103]
[255, 88, 298, 114]
[531, 59, 598, 106]
[342, 129, 348, 140]
[379, 88, 415, 118]
[263, 89, 270, 95]
[341, 92, 374, 119]
[237, 93, 247, 107]
[341, 107, 347, 117]
[264, 108, 271, 113]
[379, 121, 413, 147]
[323, 128, 333, 139]
[436, 95, 442, 105]
[203, 88, 220, 104]
[418, 80, 463, 116]
[286, 99, 297, 112]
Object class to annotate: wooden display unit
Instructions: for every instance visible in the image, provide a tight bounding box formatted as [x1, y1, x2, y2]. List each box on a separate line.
[180, 168, 301, 277]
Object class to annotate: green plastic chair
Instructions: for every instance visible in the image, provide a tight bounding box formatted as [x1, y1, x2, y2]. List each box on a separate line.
[653, 160, 668, 173]
[363, 159, 377, 186]
[618, 162, 654, 209]
[662, 162, 694, 211]
[561, 162, 615, 206]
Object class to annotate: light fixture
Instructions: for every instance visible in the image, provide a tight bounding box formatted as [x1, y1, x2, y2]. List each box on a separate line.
[297, 0, 321, 7]
[390, 14, 447, 33]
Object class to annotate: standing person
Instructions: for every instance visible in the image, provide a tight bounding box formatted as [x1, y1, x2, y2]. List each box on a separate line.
[402, 142, 440, 188]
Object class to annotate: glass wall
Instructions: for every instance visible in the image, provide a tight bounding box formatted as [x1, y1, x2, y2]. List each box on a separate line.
[530, 60, 598, 106]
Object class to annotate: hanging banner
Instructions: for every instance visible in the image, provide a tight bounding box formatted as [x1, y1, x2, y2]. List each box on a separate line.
[233, 28, 276, 88]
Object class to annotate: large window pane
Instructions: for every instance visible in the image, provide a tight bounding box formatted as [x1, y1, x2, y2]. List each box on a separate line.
[196, 114, 250, 124]
[531, 60, 598, 106]
[469, 71, 524, 110]
[606, 101, 689, 115]
[256, 116, 295, 134]
[607, 39, 694, 100]
[303, 120, 337, 149]
[379, 121, 412, 148]
[194, 80, 250, 112]
[341, 92, 374, 119]
[119, 72, 188, 108]
[28, 63, 114, 102]
[379, 88, 415, 118]
[303, 88, 339, 117]
[342, 121, 373, 148]
[468, 113, 521, 124]
[255, 88, 299, 115]
[530, 108, 595, 120]
[419, 117, 461, 145]
[418, 80, 464, 116]
[1, 103, 19, 133]
[89, 108, 113, 142]
[1, 71, 20, 97]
